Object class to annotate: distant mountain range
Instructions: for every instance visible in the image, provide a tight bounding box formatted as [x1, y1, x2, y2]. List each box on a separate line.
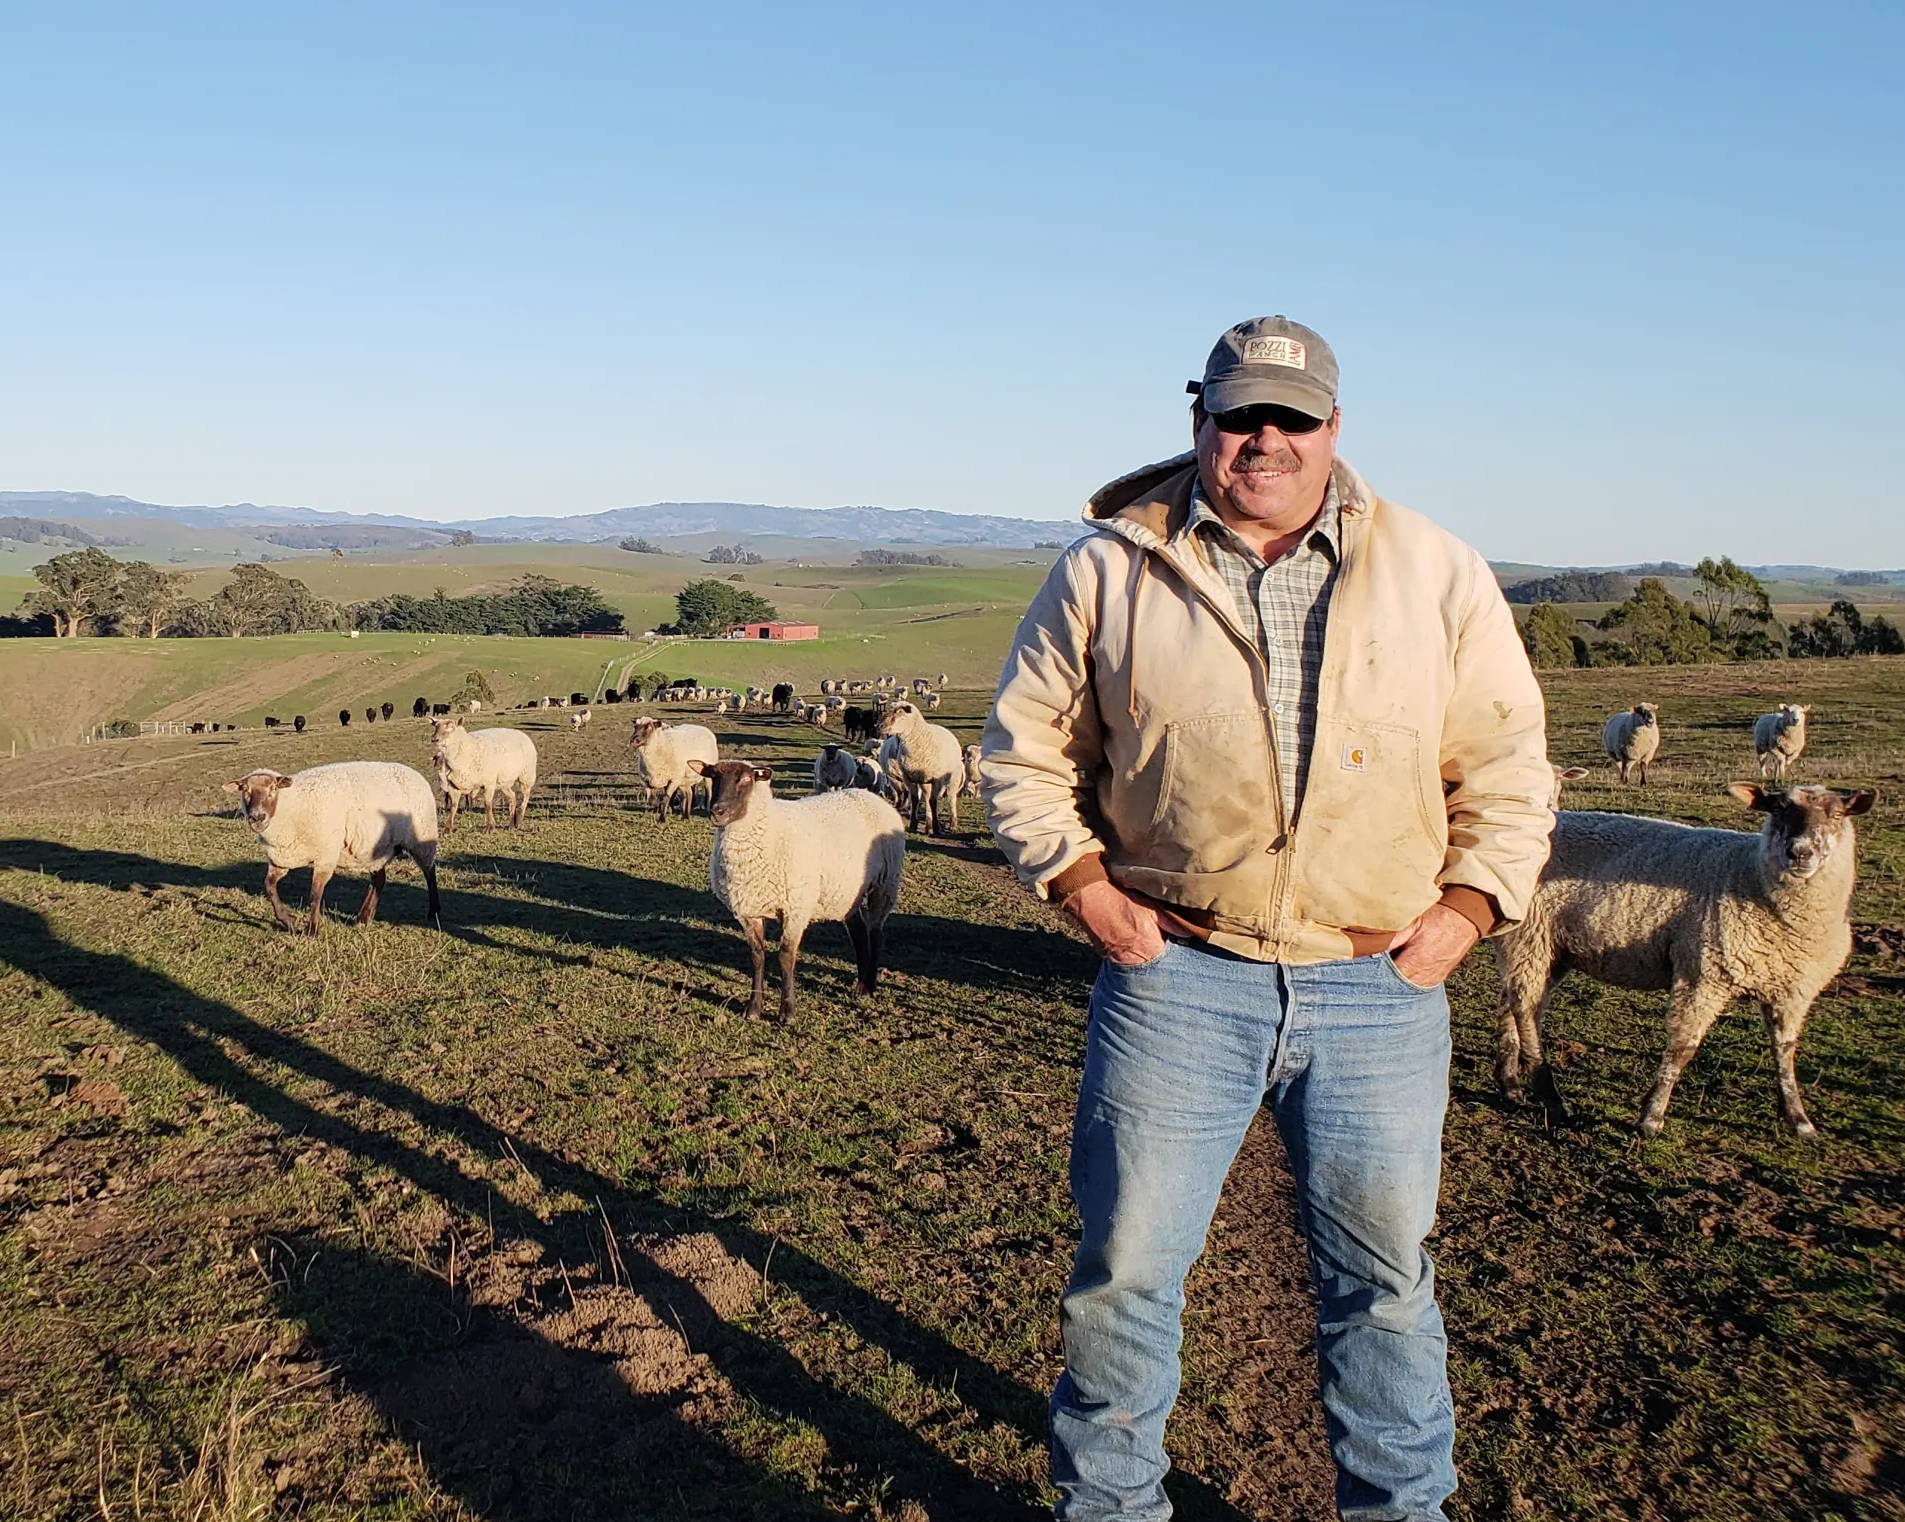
[0, 491, 1079, 549]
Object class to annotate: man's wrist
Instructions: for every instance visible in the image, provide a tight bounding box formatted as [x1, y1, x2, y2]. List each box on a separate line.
[1436, 885, 1496, 942]
[1048, 853, 1110, 906]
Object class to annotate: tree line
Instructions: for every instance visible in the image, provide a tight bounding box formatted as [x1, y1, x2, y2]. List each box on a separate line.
[5, 549, 622, 639]
[1522, 556, 1903, 669]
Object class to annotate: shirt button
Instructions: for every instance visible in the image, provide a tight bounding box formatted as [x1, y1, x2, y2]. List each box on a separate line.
[1273, 702, 1285, 714]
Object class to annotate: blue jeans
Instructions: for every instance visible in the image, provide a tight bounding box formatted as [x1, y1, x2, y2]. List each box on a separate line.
[1052, 940, 1455, 1522]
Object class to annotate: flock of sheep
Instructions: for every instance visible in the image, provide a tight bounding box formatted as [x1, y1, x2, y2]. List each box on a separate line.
[219, 684, 1879, 1140]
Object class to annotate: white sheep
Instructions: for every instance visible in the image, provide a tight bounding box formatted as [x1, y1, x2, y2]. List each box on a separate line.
[1549, 764, 1589, 810]
[569, 707, 593, 730]
[225, 763, 442, 934]
[431, 716, 538, 831]
[960, 743, 983, 799]
[874, 701, 962, 834]
[812, 743, 858, 793]
[1602, 702, 1660, 784]
[629, 716, 719, 820]
[1493, 783, 1878, 1138]
[853, 755, 892, 797]
[689, 759, 905, 1021]
[922, 691, 942, 711]
[1754, 703, 1810, 781]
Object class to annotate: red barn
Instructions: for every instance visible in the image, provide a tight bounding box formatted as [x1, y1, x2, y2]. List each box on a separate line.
[729, 620, 820, 641]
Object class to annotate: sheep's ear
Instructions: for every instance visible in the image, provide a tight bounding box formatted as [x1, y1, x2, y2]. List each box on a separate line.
[1560, 766, 1589, 780]
[1840, 788, 1877, 817]
[752, 766, 773, 782]
[686, 759, 706, 775]
[222, 780, 242, 794]
[1727, 782, 1773, 810]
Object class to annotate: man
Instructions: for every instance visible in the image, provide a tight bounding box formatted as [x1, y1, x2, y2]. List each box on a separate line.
[980, 317, 1552, 1521]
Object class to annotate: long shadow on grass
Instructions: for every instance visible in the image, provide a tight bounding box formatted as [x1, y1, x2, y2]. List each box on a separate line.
[0, 879, 1251, 1520]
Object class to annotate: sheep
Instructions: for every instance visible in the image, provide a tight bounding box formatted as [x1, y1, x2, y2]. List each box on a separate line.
[224, 762, 442, 935]
[936, 672, 948, 687]
[431, 715, 538, 831]
[813, 743, 858, 793]
[413, 697, 430, 718]
[1549, 764, 1589, 810]
[803, 703, 827, 725]
[569, 707, 593, 731]
[689, 759, 905, 1022]
[628, 716, 719, 820]
[922, 691, 942, 711]
[1754, 704, 1811, 782]
[1492, 783, 1878, 1138]
[339, 709, 352, 728]
[466, 699, 483, 714]
[960, 743, 983, 799]
[853, 756, 892, 797]
[381, 701, 394, 721]
[1602, 703, 1660, 784]
[911, 678, 932, 696]
[875, 701, 963, 834]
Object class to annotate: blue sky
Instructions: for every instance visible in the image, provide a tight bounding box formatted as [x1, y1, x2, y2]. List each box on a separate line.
[3, 1, 1899, 564]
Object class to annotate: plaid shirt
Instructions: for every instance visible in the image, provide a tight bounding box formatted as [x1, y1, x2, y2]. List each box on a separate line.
[1178, 476, 1340, 818]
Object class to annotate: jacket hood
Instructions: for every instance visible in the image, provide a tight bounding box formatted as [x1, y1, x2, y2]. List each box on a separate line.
[1081, 452, 1376, 547]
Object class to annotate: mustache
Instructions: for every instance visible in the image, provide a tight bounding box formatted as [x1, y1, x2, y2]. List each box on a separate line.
[1235, 447, 1301, 473]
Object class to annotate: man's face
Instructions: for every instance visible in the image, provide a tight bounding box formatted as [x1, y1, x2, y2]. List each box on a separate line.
[1194, 403, 1340, 531]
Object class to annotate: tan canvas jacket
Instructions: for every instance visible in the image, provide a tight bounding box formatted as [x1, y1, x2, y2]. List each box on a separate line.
[979, 454, 1554, 965]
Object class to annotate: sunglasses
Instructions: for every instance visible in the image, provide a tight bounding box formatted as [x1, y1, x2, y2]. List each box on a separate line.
[1206, 403, 1330, 436]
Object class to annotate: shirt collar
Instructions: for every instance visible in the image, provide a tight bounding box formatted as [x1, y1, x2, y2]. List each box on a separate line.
[1182, 473, 1340, 563]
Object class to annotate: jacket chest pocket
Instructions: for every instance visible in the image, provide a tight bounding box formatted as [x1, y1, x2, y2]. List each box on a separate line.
[1139, 711, 1275, 873]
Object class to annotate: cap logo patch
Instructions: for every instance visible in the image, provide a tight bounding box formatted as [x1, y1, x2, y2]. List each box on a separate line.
[1242, 336, 1307, 369]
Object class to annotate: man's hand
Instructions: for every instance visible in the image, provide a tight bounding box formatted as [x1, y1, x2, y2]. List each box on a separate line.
[1064, 879, 1170, 966]
[1386, 901, 1481, 988]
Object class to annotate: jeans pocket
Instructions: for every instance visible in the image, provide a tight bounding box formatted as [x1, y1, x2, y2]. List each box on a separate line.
[1104, 940, 1174, 973]
[1379, 950, 1442, 992]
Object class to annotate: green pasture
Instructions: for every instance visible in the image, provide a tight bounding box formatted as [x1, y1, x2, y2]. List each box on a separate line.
[0, 660, 1898, 1519]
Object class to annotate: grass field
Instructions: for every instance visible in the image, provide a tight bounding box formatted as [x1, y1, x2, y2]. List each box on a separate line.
[0, 656, 1899, 1519]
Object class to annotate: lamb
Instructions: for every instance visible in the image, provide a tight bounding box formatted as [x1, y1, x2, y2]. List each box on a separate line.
[853, 756, 892, 796]
[1602, 703, 1660, 784]
[1493, 783, 1877, 1138]
[628, 716, 719, 820]
[1754, 703, 1810, 781]
[960, 743, 983, 799]
[876, 700, 963, 833]
[224, 762, 442, 935]
[812, 743, 858, 793]
[431, 715, 538, 831]
[569, 707, 593, 730]
[689, 759, 905, 1021]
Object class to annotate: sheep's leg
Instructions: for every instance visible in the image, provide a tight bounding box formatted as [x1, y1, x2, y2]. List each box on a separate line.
[1637, 982, 1729, 1137]
[445, 789, 461, 834]
[413, 841, 444, 929]
[741, 918, 768, 1020]
[844, 908, 875, 997]
[1639, 758, 1651, 786]
[355, 868, 387, 925]
[307, 864, 336, 936]
[776, 920, 806, 1022]
[263, 866, 298, 933]
[1617, 760, 1629, 785]
[482, 786, 499, 830]
[1761, 997, 1819, 1138]
[514, 782, 532, 828]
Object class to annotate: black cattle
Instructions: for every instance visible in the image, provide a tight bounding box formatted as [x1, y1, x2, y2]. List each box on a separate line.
[772, 682, 795, 713]
[604, 688, 622, 703]
[293, 715, 306, 733]
[843, 705, 876, 743]
[431, 702, 450, 716]
[381, 701, 394, 721]
[569, 691, 588, 707]
[338, 710, 351, 727]
[264, 717, 281, 729]
[413, 697, 429, 718]
[189, 722, 205, 734]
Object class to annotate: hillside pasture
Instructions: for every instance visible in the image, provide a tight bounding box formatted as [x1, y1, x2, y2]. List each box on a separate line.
[0, 666, 1899, 1520]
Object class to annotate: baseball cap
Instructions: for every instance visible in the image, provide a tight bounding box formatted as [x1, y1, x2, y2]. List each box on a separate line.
[1189, 316, 1338, 420]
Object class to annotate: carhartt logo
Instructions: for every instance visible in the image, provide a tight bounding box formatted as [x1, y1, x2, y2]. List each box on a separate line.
[1341, 744, 1367, 771]
[1242, 335, 1308, 369]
